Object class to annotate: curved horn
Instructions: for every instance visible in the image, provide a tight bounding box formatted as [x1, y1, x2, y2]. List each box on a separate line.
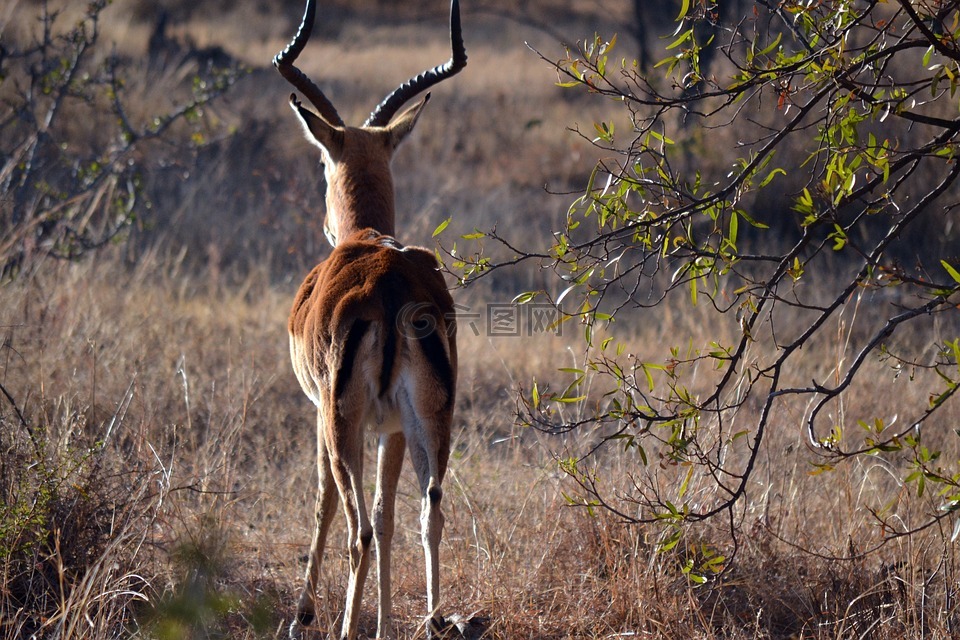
[273, 0, 344, 127]
[363, 0, 467, 127]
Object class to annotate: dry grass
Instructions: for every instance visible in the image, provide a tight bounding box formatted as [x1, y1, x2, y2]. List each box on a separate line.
[5, 253, 960, 639]
[3, 1, 960, 639]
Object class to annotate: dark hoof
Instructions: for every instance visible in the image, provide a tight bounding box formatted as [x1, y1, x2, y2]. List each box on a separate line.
[428, 613, 490, 639]
[427, 615, 448, 639]
[289, 611, 317, 639]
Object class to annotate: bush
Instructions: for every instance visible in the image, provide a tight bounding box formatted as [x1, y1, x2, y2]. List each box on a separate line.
[0, 0, 241, 279]
[0, 398, 158, 638]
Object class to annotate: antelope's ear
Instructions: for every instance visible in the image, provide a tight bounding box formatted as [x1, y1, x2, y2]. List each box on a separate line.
[385, 93, 430, 150]
[290, 94, 344, 162]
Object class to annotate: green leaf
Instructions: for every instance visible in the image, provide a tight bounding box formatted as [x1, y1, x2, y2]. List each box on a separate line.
[640, 363, 656, 392]
[658, 527, 682, 552]
[728, 212, 739, 247]
[757, 31, 782, 57]
[942, 259, 960, 284]
[665, 29, 693, 52]
[736, 208, 770, 229]
[687, 572, 707, 585]
[593, 121, 614, 142]
[678, 464, 694, 500]
[648, 129, 675, 145]
[432, 217, 451, 237]
[758, 167, 786, 188]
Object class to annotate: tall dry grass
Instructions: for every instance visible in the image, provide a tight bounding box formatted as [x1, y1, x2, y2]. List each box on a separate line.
[3, 0, 960, 638]
[5, 248, 960, 639]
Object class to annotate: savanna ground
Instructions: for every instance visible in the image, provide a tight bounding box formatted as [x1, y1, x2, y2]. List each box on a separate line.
[3, 0, 960, 638]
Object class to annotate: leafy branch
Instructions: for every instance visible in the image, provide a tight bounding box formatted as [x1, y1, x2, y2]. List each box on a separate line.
[442, 0, 960, 571]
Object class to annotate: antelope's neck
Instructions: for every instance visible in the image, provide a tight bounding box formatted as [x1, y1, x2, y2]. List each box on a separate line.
[327, 169, 397, 240]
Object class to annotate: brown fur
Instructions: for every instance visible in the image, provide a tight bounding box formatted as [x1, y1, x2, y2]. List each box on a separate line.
[288, 228, 457, 419]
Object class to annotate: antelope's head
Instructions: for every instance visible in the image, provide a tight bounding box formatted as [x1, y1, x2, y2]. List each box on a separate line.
[274, 0, 467, 247]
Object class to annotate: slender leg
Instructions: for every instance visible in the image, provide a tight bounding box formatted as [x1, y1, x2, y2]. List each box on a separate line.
[372, 433, 405, 639]
[290, 409, 339, 639]
[326, 413, 373, 640]
[402, 412, 448, 638]
[419, 471, 444, 635]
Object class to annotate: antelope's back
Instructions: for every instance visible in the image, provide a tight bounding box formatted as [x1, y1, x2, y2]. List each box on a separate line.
[288, 229, 457, 417]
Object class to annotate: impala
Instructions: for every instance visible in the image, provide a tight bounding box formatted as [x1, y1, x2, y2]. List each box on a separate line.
[273, 0, 466, 638]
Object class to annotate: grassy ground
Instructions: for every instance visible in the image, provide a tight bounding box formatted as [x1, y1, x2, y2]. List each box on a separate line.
[4, 253, 960, 639]
[3, 0, 960, 638]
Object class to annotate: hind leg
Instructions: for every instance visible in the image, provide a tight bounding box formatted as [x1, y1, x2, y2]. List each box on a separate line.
[290, 409, 339, 639]
[373, 432, 404, 639]
[325, 410, 373, 640]
[401, 407, 450, 637]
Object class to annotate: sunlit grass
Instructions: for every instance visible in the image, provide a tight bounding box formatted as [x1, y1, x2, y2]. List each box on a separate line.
[3, 0, 960, 638]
